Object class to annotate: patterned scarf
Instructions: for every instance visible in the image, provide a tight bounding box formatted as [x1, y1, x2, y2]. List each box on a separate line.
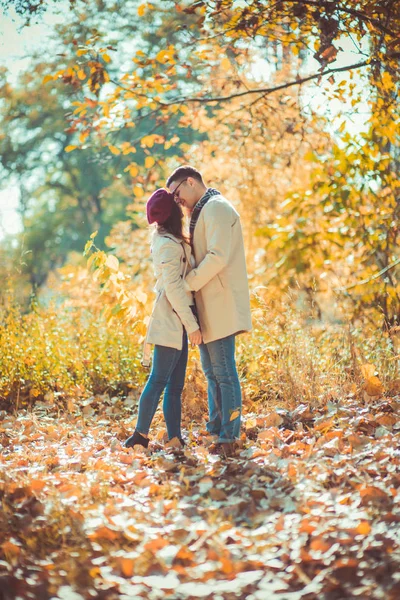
[189, 187, 220, 249]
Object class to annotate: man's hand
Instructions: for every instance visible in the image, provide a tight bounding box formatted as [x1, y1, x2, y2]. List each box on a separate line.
[189, 329, 202, 346]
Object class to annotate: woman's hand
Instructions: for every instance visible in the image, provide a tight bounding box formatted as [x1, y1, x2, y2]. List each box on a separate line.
[189, 329, 202, 346]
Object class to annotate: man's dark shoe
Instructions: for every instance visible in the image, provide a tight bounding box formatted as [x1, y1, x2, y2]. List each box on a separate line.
[124, 430, 149, 449]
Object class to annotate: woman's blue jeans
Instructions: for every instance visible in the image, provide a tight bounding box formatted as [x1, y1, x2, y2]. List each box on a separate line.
[199, 334, 242, 443]
[136, 332, 188, 440]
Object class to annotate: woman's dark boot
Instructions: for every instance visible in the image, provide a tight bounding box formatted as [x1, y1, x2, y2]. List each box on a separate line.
[124, 430, 149, 449]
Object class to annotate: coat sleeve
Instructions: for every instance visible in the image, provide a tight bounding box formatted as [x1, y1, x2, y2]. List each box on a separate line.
[185, 200, 235, 292]
[158, 240, 199, 334]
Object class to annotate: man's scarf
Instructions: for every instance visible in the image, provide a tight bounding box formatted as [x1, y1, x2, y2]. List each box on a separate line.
[189, 188, 220, 249]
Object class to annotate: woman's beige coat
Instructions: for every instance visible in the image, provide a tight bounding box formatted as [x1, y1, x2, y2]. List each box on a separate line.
[185, 194, 252, 344]
[144, 232, 199, 359]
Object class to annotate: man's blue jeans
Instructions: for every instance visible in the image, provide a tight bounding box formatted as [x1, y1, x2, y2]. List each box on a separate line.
[199, 334, 242, 443]
[136, 332, 188, 440]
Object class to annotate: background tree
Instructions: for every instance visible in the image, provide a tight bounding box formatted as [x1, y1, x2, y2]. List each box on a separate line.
[0, 0, 205, 289]
[57, 0, 399, 327]
[1, 0, 399, 328]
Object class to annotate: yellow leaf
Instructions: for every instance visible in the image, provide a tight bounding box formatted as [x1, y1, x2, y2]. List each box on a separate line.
[360, 363, 376, 379]
[106, 255, 119, 271]
[83, 240, 93, 256]
[79, 131, 89, 143]
[77, 48, 88, 56]
[381, 71, 394, 91]
[136, 290, 148, 304]
[156, 49, 168, 63]
[87, 253, 97, 270]
[77, 69, 86, 80]
[230, 410, 240, 421]
[129, 164, 139, 177]
[137, 3, 146, 16]
[141, 135, 156, 148]
[42, 74, 53, 84]
[65, 145, 77, 153]
[145, 156, 155, 169]
[109, 145, 121, 155]
[304, 150, 316, 162]
[90, 230, 98, 239]
[155, 46, 175, 64]
[133, 186, 144, 198]
[102, 53, 111, 63]
[220, 57, 231, 71]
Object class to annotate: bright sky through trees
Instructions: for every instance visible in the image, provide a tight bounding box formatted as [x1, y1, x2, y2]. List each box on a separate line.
[0, 2, 370, 240]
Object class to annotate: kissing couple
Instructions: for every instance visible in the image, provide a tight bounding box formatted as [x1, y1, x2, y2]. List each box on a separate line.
[124, 165, 252, 457]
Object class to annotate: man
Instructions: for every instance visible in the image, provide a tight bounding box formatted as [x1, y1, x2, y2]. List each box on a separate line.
[166, 165, 252, 456]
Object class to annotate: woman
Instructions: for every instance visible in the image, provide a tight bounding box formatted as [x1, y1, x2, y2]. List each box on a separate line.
[124, 188, 202, 450]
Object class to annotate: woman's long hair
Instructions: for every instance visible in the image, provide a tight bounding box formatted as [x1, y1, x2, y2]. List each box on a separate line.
[157, 201, 190, 244]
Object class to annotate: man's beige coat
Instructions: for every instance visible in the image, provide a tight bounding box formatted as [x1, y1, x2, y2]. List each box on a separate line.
[145, 232, 199, 356]
[185, 194, 252, 344]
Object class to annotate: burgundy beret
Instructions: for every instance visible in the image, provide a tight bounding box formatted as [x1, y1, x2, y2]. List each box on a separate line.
[146, 188, 176, 225]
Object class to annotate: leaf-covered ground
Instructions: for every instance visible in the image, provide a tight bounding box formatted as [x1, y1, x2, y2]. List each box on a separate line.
[0, 395, 399, 600]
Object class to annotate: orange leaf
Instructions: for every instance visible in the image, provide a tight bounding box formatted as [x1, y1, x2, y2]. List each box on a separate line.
[1, 541, 21, 558]
[356, 521, 371, 535]
[299, 518, 316, 534]
[310, 538, 331, 553]
[29, 479, 46, 492]
[364, 376, 384, 397]
[88, 526, 119, 541]
[220, 556, 234, 574]
[119, 557, 135, 577]
[144, 538, 169, 551]
[320, 45, 338, 62]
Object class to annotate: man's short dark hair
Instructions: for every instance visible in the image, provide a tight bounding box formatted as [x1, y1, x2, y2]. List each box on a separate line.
[166, 165, 204, 188]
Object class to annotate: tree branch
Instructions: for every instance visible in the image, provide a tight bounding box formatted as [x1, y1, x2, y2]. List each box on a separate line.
[335, 256, 400, 292]
[171, 57, 375, 104]
[111, 53, 400, 112]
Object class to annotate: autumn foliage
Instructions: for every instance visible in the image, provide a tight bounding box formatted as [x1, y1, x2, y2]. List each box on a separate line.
[1, 0, 400, 598]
